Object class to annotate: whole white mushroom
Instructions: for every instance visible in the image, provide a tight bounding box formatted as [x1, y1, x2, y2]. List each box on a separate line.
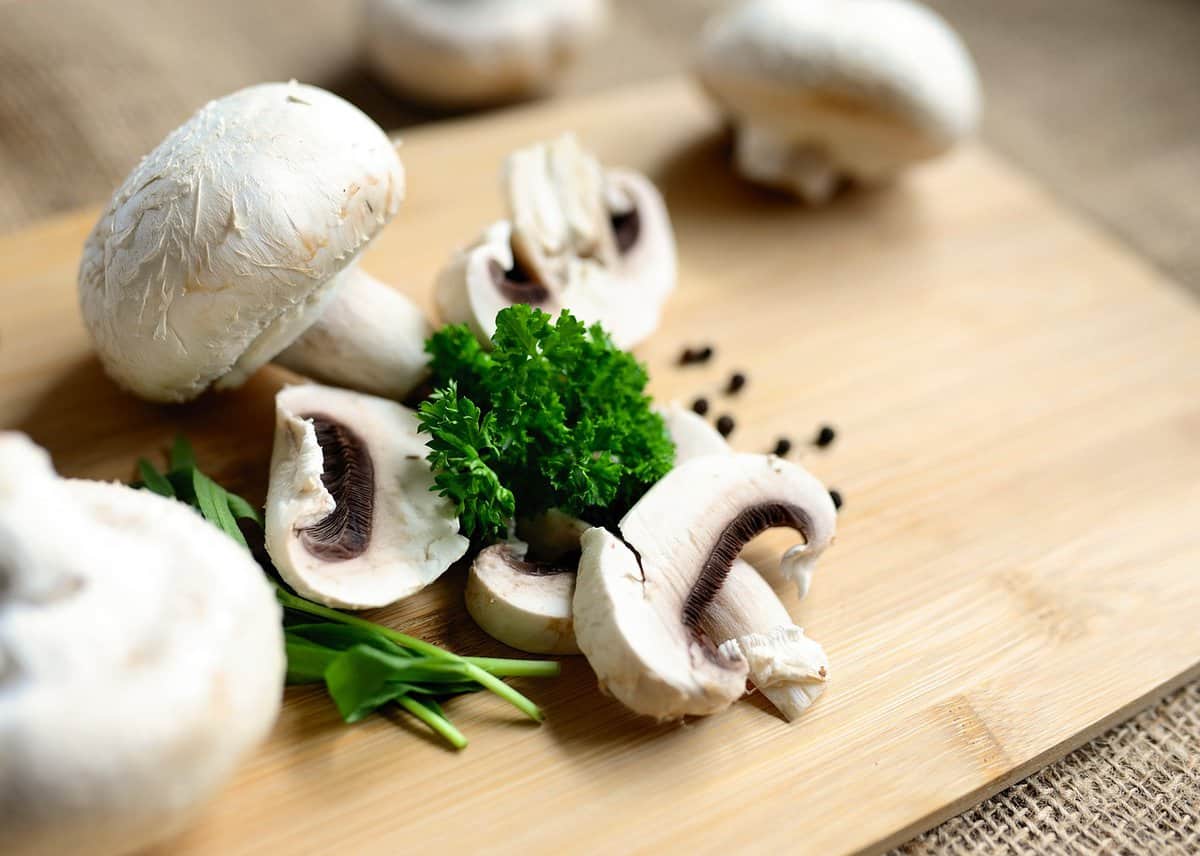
[79, 81, 430, 403]
[363, 0, 609, 107]
[0, 433, 284, 856]
[695, 0, 982, 202]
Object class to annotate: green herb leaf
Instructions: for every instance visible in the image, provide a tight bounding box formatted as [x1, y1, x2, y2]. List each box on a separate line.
[420, 305, 675, 541]
[136, 458, 175, 498]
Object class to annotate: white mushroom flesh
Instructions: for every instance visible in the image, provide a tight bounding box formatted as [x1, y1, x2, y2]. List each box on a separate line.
[573, 453, 837, 720]
[465, 542, 580, 655]
[0, 433, 284, 856]
[696, 0, 982, 202]
[265, 383, 468, 609]
[435, 134, 676, 349]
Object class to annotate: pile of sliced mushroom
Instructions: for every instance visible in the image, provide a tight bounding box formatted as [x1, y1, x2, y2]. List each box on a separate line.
[435, 134, 677, 349]
[466, 405, 839, 722]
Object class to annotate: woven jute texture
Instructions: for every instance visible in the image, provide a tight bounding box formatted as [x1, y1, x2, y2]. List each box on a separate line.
[1, 1, 1198, 852]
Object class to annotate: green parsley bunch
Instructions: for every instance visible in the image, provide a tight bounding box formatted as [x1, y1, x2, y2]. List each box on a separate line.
[418, 305, 676, 543]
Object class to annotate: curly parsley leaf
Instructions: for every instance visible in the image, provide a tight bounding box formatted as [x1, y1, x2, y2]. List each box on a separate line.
[420, 305, 675, 541]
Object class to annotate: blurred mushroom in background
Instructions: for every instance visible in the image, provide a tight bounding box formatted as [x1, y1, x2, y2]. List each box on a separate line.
[363, 0, 609, 108]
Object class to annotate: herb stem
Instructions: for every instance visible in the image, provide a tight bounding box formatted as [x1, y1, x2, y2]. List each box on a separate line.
[463, 657, 561, 678]
[277, 587, 550, 720]
[397, 695, 468, 749]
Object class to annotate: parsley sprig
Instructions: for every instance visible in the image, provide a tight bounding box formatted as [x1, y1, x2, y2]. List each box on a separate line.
[419, 306, 675, 542]
[135, 438, 559, 750]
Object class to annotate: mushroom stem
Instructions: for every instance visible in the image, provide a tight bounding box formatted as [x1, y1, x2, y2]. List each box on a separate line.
[735, 125, 841, 204]
[274, 268, 431, 400]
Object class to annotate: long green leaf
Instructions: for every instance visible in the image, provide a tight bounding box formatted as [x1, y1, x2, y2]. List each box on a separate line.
[137, 459, 175, 498]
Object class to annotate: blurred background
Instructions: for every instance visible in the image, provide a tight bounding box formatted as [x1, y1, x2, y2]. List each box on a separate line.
[1, 1, 1197, 853]
[1, 0, 1198, 290]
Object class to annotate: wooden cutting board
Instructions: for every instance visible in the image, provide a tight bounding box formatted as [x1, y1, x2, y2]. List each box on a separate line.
[2, 77, 1199, 855]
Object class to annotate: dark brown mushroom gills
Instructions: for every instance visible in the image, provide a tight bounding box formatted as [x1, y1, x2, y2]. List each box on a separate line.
[487, 202, 641, 310]
[681, 501, 813, 631]
[298, 414, 375, 561]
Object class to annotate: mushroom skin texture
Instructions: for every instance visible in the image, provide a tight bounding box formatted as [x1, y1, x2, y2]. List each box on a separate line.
[265, 383, 469, 610]
[0, 433, 284, 856]
[363, 0, 608, 107]
[435, 134, 676, 349]
[78, 80, 429, 403]
[695, 0, 982, 203]
[573, 453, 837, 720]
[465, 542, 580, 655]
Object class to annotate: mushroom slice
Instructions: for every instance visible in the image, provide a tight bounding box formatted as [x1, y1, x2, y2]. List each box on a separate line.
[78, 81, 431, 403]
[363, 0, 608, 107]
[573, 453, 836, 720]
[0, 433, 283, 855]
[435, 134, 676, 349]
[265, 383, 468, 609]
[465, 542, 580, 655]
[695, 0, 981, 202]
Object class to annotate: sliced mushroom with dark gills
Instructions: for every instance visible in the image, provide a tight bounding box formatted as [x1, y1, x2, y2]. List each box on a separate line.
[572, 453, 838, 720]
[611, 206, 641, 254]
[298, 414, 375, 561]
[488, 258, 551, 306]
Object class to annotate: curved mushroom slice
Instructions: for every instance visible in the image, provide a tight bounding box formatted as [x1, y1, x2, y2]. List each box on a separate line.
[265, 383, 469, 609]
[0, 433, 283, 855]
[363, 0, 608, 108]
[435, 134, 676, 349]
[573, 453, 836, 720]
[695, 0, 981, 203]
[465, 543, 580, 655]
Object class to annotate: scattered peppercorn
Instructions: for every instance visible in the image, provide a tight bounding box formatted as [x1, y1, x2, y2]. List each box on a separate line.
[771, 437, 792, 457]
[716, 414, 736, 437]
[726, 371, 747, 394]
[691, 397, 710, 416]
[678, 344, 716, 365]
[829, 489, 843, 510]
[814, 424, 837, 448]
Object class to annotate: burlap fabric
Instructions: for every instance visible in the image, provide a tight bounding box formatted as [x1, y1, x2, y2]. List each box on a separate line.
[1, 1, 1197, 851]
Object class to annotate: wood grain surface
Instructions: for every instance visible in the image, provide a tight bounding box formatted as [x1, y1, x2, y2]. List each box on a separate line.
[1, 78, 1198, 856]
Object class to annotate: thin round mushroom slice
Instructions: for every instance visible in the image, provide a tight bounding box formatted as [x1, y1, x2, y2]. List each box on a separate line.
[573, 453, 836, 720]
[465, 542, 580, 655]
[265, 383, 469, 610]
[435, 134, 676, 348]
[78, 80, 431, 403]
[695, 0, 981, 203]
[0, 433, 284, 856]
[363, 0, 608, 107]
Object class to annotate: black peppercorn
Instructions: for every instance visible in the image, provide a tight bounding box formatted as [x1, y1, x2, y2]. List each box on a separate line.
[691, 397, 710, 416]
[716, 414, 735, 437]
[677, 344, 716, 366]
[678, 347, 697, 365]
[814, 424, 836, 448]
[696, 345, 714, 363]
[771, 437, 792, 457]
[829, 489, 843, 510]
[726, 371, 747, 394]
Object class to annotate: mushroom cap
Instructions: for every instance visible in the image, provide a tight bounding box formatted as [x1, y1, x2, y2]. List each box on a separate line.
[265, 383, 469, 610]
[0, 433, 284, 855]
[435, 134, 676, 348]
[79, 81, 405, 402]
[465, 542, 580, 655]
[573, 453, 837, 720]
[696, 0, 981, 184]
[363, 0, 607, 106]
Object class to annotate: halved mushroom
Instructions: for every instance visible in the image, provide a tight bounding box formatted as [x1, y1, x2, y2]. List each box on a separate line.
[265, 383, 469, 609]
[363, 0, 608, 107]
[435, 134, 676, 349]
[0, 433, 283, 855]
[78, 81, 431, 403]
[695, 0, 981, 203]
[572, 453, 837, 720]
[465, 542, 580, 655]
